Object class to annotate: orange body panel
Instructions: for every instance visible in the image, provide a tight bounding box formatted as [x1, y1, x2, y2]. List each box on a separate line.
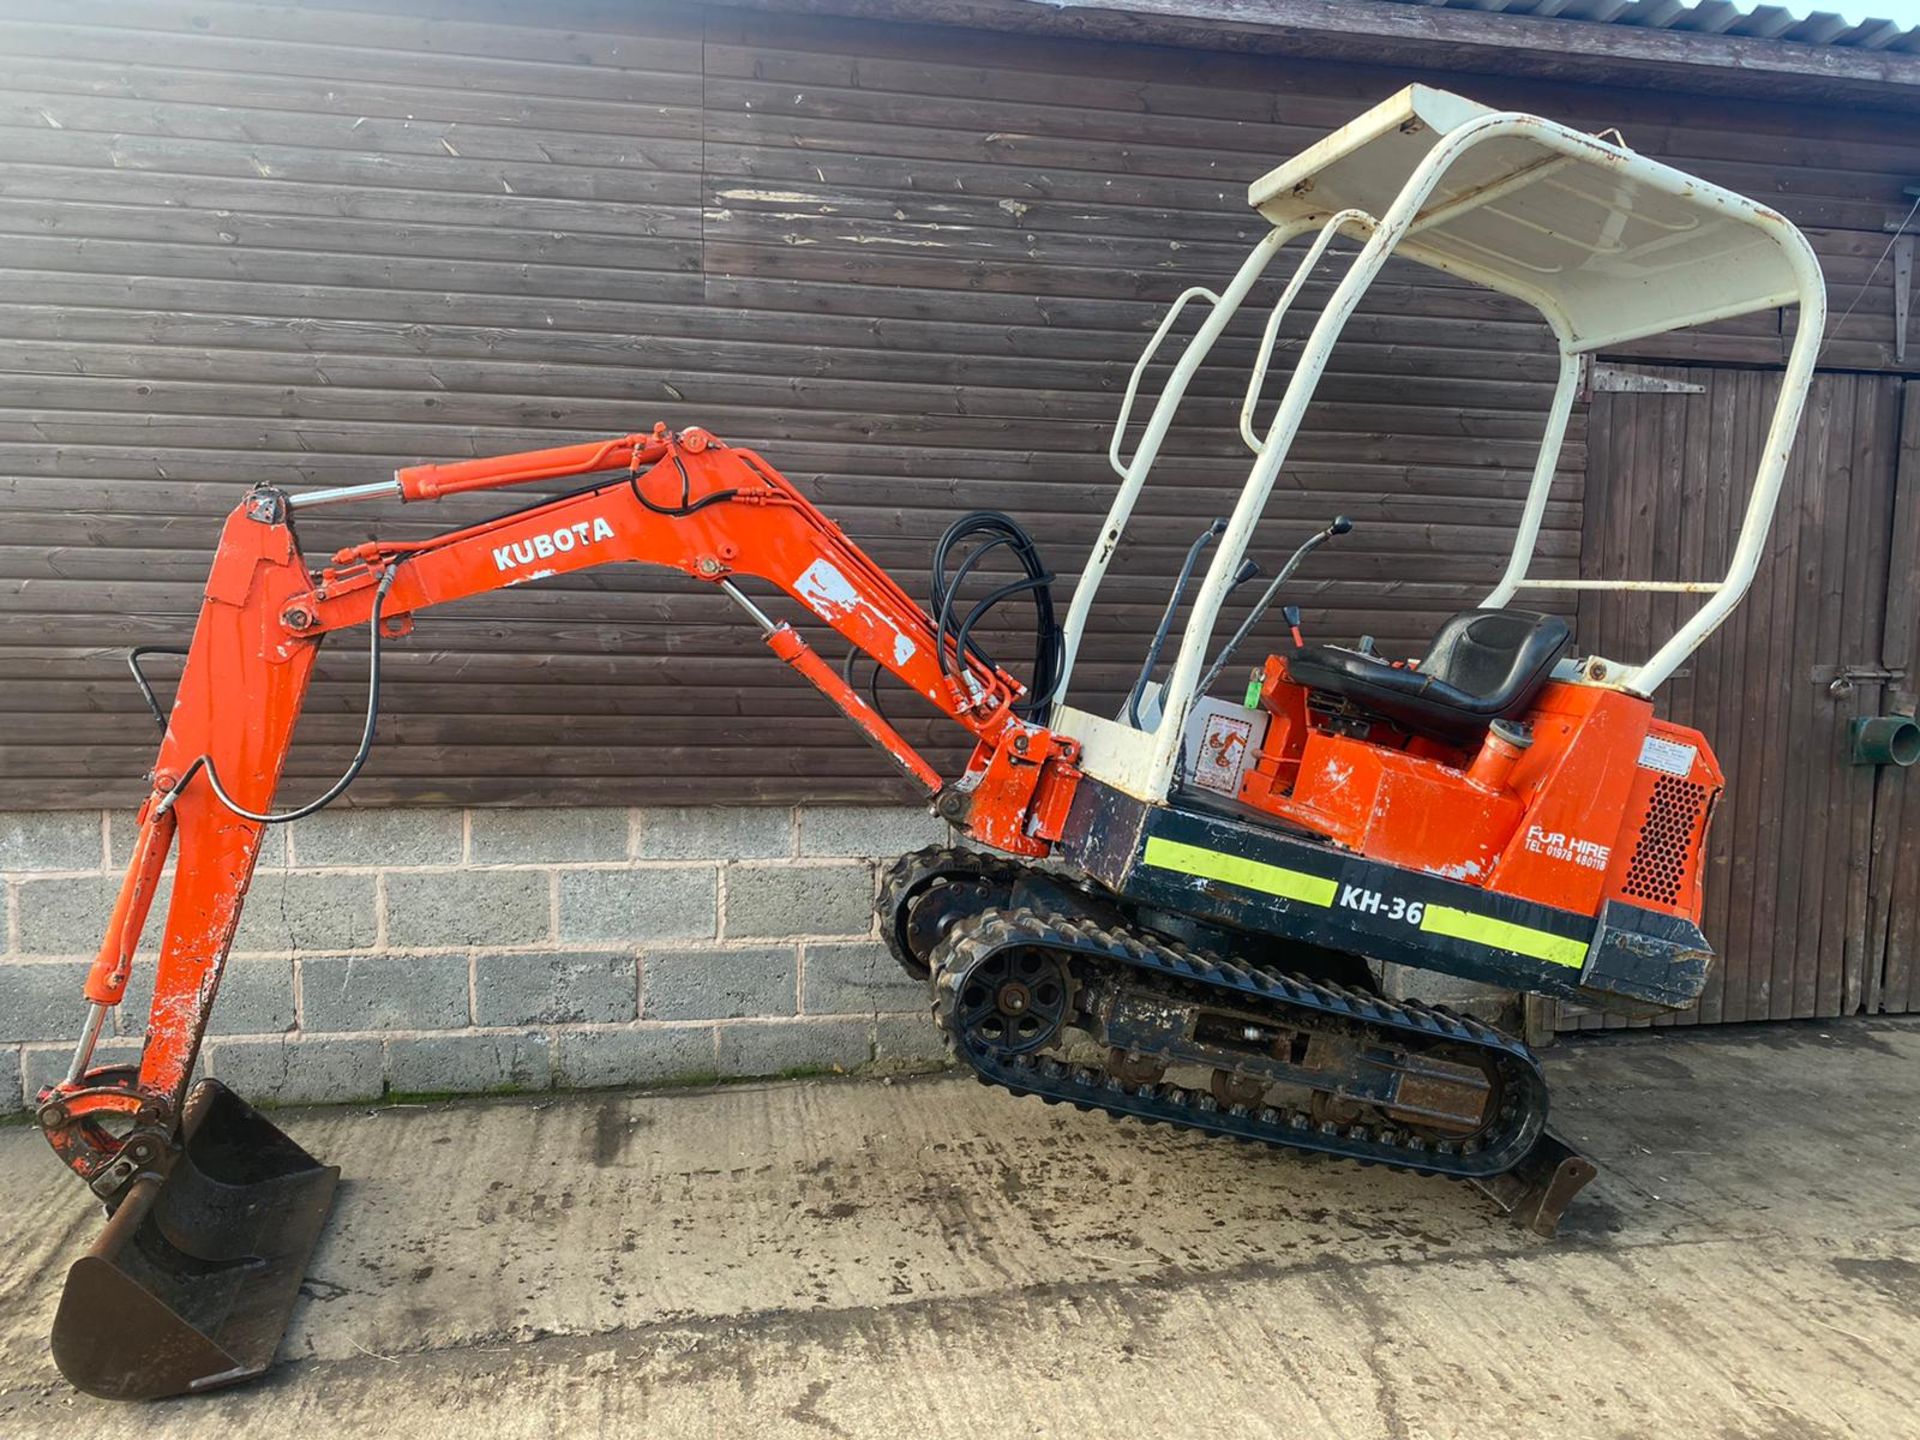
[1236, 657, 1723, 924]
[1595, 721, 1723, 924]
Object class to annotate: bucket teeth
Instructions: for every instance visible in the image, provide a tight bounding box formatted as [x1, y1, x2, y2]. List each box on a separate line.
[50, 1081, 338, 1401]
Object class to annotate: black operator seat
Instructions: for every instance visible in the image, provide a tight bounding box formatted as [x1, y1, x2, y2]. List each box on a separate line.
[1284, 609, 1573, 746]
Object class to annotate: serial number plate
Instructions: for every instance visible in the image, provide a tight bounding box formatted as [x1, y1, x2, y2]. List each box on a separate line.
[1637, 734, 1697, 777]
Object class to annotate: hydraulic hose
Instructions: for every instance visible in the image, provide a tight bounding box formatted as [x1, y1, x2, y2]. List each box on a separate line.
[927, 512, 1061, 722]
[165, 566, 398, 825]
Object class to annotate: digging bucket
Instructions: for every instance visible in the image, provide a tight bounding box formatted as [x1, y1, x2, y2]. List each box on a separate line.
[50, 1079, 339, 1401]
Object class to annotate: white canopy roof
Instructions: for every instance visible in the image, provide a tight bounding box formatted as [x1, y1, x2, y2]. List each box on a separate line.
[1247, 85, 1818, 352]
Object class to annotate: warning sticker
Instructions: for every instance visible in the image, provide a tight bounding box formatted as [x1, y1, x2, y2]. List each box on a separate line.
[1194, 712, 1255, 795]
[1637, 734, 1698, 777]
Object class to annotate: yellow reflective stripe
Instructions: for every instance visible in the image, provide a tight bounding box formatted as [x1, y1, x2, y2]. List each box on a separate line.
[1141, 837, 1338, 907]
[1420, 903, 1587, 969]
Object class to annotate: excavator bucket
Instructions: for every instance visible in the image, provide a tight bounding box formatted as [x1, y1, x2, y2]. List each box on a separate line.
[50, 1080, 338, 1401]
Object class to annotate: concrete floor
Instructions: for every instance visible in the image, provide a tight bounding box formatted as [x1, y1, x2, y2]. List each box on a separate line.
[1, 1020, 1916, 1439]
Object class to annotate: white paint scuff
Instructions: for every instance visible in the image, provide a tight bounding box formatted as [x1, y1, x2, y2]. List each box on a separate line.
[794, 559, 919, 668]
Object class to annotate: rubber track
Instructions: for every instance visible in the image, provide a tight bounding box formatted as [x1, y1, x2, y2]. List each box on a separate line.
[932, 906, 1550, 1180]
[878, 844, 1031, 977]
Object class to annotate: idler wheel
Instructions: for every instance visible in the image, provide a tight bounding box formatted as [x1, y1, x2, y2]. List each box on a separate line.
[955, 946, 1074, 1055]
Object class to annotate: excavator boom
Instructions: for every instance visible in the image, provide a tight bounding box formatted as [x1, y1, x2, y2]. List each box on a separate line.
[35, 423, 1082, 1399]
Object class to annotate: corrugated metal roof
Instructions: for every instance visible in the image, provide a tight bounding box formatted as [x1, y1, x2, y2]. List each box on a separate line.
[1374, 0, 1920, 54]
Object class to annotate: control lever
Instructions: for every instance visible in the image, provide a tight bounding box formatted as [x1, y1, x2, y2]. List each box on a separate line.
[1127, 518, 1227, 729]
[1195, 515, 1352, 701]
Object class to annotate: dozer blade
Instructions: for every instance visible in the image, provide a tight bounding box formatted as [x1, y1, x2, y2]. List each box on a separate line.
[1468, 1130, 1597, 1238]
[50, 1080, 338, 1401]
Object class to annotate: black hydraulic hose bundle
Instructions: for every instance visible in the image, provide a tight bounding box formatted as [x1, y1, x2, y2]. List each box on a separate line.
[926, 511, 1062, 723]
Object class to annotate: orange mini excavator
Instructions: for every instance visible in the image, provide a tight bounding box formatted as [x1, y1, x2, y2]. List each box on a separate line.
[35, 87, 1825, 1400]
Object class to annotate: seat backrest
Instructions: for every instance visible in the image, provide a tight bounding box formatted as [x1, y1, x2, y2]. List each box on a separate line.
[1282, 607, 1572, 745]
[1420, 610, 1571, 702]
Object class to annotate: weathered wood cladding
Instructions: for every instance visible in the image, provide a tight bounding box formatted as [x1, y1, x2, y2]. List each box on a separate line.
[0, 0, 1912, 806]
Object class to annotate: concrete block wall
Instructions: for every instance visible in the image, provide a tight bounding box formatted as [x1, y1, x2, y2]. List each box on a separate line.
[0, 805, 955, 1114]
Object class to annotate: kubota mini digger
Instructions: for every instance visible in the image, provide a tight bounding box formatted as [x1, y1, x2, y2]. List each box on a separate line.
[34, 87, 1826, 1400]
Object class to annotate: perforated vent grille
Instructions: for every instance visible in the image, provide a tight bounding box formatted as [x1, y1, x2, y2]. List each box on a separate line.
[1623, 774, 1707, 905]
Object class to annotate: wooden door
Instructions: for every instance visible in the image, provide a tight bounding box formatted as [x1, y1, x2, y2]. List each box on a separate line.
[1566, 366, 1910, 1028]
[1866, 383, 1920, 1014]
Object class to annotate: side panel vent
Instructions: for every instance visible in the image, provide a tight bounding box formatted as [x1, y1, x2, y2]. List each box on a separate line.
[1622, 774, 1707, 906]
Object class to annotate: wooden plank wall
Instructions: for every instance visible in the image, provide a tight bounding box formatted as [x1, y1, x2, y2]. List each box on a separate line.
[0, 0, 1912, 806]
